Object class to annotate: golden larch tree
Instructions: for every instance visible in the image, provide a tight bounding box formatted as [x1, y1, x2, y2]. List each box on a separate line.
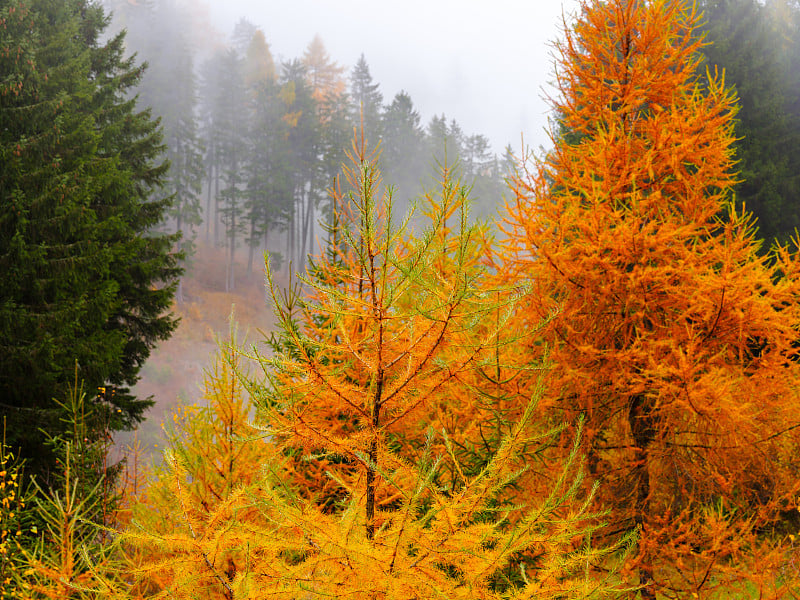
[120, 131, 628, 599]
[121, 341, 275, 599]
[499, 0, 800, 597]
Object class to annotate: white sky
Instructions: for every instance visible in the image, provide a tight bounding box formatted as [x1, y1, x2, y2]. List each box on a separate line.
[200, 0, 581, 155]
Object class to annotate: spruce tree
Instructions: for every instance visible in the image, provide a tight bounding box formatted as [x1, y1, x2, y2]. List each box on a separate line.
[698, 0, 800, 247]
[380, 91, 427, 206]
[0, 0, 180, 483]
[349, 53, 383, 145]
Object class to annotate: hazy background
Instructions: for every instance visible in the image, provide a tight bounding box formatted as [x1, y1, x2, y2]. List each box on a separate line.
[200, 0, 581, 154]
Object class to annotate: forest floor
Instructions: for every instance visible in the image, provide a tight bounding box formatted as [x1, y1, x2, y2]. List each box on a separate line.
[113, 242, 280, 461]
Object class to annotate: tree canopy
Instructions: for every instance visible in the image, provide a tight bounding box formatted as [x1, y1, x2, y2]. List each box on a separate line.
[500, 0, 800, 596]
[0, 0, 180, 482]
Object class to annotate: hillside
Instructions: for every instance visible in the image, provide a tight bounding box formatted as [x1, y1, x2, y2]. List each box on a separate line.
[114, 243, 278, 455]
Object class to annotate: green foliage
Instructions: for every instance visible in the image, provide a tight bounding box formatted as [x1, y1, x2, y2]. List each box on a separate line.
[698, 0, 800, 248]
[0, 0, 181, 482]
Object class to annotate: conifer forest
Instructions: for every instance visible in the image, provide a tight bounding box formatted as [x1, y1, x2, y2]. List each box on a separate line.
[4, 0, 800, 598]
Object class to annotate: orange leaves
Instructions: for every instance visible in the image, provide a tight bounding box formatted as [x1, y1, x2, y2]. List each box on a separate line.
[498, 0, 800, 596]
[257, 131, 511, 520]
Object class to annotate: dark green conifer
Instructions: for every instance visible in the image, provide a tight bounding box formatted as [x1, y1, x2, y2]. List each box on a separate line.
[0, 0, 180, 483]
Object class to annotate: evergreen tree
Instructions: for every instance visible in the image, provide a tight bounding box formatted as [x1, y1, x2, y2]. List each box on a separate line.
[349, 53, 383, 145]
[698, 0, 800, 247]
[427, 114, 464, 168]
[125, 0, 204, 302]
[242, 30, 292, 274]
[380, 91, 427, 207]
[203, 46, 248, 291]
[301, 35, 349, 265]
[279, 58, 321, 274]
[0, 0, 180, 483]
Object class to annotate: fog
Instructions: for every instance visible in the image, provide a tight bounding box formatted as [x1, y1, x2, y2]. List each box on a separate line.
[101, 0, 583, 449]
[200, 0, 581, 154]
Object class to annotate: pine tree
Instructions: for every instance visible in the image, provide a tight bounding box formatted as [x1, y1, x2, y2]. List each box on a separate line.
[350, 54, 383, 146]
[380, 91, 427, 208]
[500, 0, 800, 596]
[0, 0, 181, 483]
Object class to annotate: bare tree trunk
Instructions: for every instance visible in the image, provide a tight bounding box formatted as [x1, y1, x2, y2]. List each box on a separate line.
[286, 192, 295, 278]
[176, 211, 184, 305]
[214, 163, 220, 247]
[247, 218, 256, 274]
[205, 145, 214, 243]
[300, 188, 314, 272]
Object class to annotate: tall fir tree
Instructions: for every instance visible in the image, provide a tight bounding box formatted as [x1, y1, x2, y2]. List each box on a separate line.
[698, 0, 800, 247]
[380, 91, 427, 208]
[124, 0, 205, 302]
[0, 0, 180, 483]
[349, 53, 383, 146]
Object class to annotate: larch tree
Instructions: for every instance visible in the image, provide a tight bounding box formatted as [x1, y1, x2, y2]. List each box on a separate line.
[499, 0, 800, 597]
[186, 131, 627, 599]
[121, 340, 276, 599]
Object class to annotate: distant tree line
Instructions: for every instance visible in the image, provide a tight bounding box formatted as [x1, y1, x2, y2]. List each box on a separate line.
[107, 0, 513, 294]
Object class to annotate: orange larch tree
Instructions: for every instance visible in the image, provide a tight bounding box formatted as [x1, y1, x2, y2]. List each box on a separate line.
[499, 0, 800, 597]
[253, 132, 515, 531]
[121, 340, 276, 599]
[120, 132, 628, 599]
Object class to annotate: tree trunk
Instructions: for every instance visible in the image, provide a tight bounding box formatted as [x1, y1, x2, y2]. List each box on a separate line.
[629, 393, 657, 600]
[301, 188, 314, 272]
[247, 218, 256, 274]
[214, 162, 220, 247]
[205, 144, 214, 243]
[176, 211, 184, 305]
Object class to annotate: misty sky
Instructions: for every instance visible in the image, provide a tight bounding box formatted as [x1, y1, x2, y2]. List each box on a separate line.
[200, 0, 581, 155]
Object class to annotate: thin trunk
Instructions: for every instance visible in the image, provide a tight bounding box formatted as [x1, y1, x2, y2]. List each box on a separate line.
[247, 217, 256, 274]
[366, 265, 383, 542]
[214, 163, 220, 247]
[205, 144, 214, 243]
[629, 392, 656, 600]
[286, 189, 296, 277]
[301, 188, 314, 272]
[176, 210, 184, 305]
[228, 194, 236, 292]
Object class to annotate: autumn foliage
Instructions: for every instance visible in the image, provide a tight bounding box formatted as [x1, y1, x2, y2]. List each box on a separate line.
[115, 134, 629, 599]
[500, 0, 800, 597]
[15, 1, 800, 598]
